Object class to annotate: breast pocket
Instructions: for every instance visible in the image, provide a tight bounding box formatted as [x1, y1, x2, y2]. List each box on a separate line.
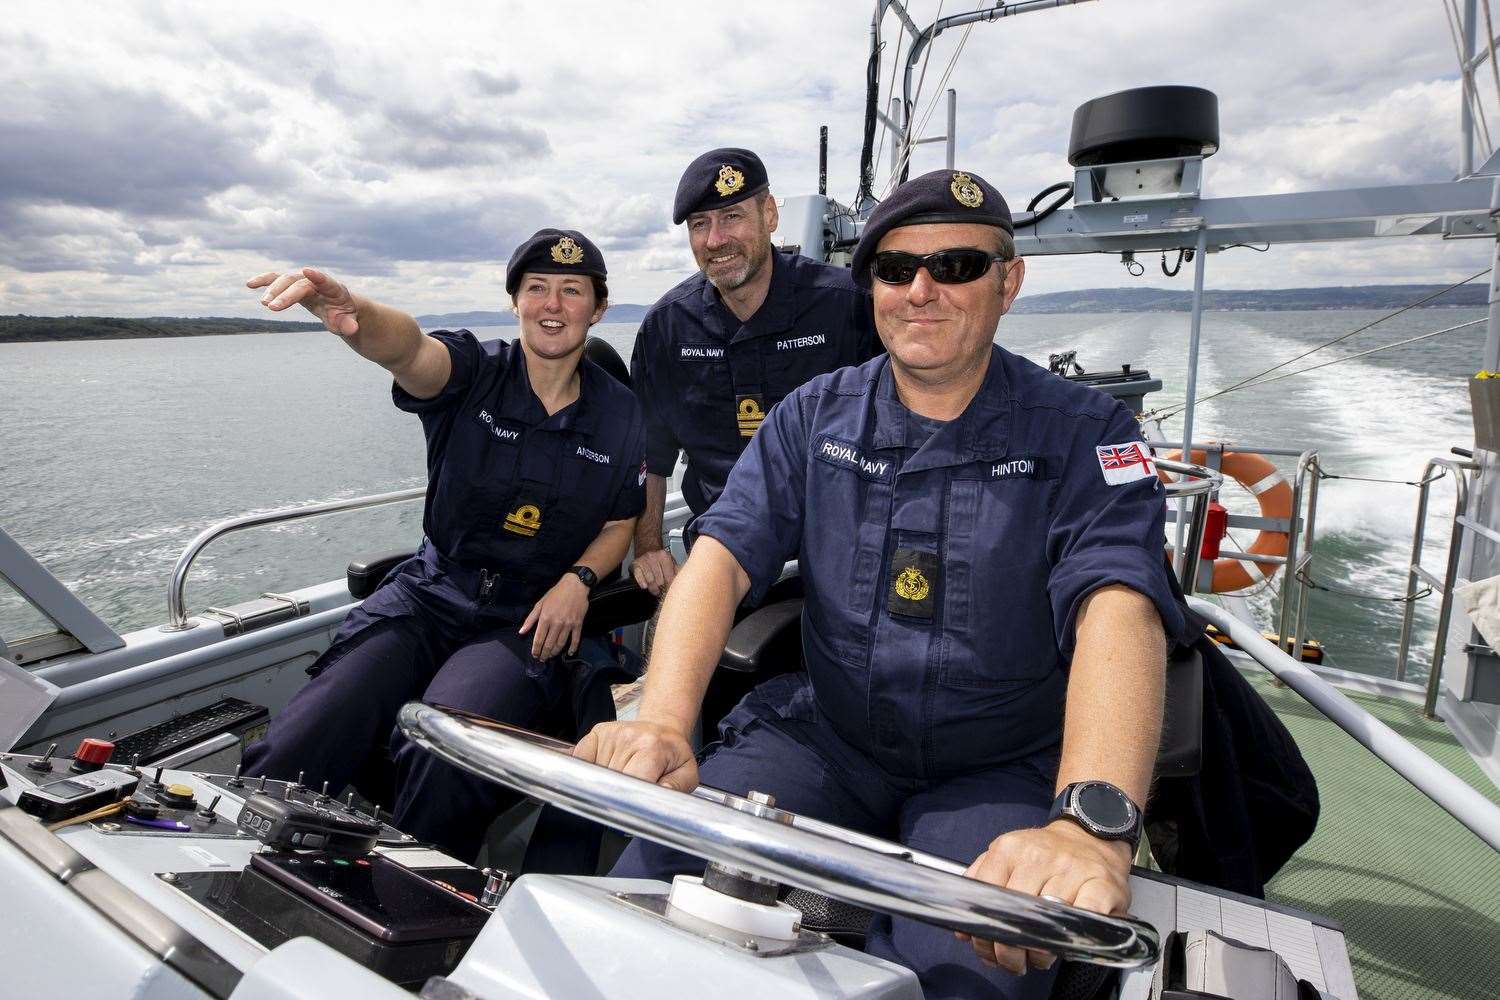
[766, 340, 835, 400]
[451, 409, 523, 510]
[940, 477, 1058, 688]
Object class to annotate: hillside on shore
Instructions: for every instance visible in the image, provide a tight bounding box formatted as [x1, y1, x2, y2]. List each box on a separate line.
[5, 283, 1488, 342]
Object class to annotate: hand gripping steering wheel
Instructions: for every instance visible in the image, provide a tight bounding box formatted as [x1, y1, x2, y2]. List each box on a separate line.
[396, 703, 1160, 968]
[397, 461, 1222, 968]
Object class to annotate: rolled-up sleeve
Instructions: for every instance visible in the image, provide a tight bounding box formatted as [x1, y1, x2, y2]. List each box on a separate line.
[692, 390, 809, 605]
[629, 316, 682, 477]
[392, 328, 486, 414]
[1047, 404, 1190, 657]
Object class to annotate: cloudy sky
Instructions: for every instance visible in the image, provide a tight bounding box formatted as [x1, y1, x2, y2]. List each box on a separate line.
[1, 0, 1494, 318]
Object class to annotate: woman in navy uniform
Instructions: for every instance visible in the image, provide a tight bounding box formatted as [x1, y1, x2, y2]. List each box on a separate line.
[240, 229, 646, 860]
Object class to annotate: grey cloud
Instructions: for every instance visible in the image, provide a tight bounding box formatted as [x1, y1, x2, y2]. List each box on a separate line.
[208, 189, 552, 273]
[362, 104, 550, 168]
[0, 80, 289, 218]
[471, 68, 521, 96]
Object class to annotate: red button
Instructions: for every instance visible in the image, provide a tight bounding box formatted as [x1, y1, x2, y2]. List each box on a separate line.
[73, 738, 115, 766]
[355, 859, 371, 867]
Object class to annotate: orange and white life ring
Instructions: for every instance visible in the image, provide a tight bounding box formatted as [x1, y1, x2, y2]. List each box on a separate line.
[1161, 449, 1292, 593]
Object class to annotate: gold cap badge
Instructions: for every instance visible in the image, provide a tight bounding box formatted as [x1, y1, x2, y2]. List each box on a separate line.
[950, 172, 984, 209]
[715, 164, 746, 198]
[504, 503, 542, 537]
[894, 565, 930, 602]
[550, 237, 585, 265]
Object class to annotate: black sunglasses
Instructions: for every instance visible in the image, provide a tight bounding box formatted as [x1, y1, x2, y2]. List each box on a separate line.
[870, 247, 1010, 285]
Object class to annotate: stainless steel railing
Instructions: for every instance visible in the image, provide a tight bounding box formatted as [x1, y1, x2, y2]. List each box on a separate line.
[1156, 456, 1223, 594]
[161, 487, 425, 632]
[1192, 598, 1500, 852]
[1395, 456, 1481, 717]
[1151, 440, 1320, 655]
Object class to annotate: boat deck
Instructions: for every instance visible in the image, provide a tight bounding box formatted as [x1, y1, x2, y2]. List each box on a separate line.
[1250, 671, 1500, 1000]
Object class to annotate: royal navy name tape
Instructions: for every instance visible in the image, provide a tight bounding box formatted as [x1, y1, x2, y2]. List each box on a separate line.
[814, 435, 893, 480]
[475, 409, 520, 442]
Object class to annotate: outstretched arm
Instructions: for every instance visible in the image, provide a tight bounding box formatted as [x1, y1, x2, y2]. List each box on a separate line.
[247, 266, 451, 399]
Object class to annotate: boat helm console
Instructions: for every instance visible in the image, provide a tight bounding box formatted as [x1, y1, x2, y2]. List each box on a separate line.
[0, 717, 1360, 1000]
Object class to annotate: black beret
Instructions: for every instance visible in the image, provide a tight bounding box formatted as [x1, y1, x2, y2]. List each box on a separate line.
[505, 228, 607, 296]
[850, 169, 1013, 288]
[672, 147, 770, 225]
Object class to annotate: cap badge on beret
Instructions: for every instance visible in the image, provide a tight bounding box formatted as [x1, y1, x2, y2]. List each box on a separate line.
[549, 236, 585, 265]
[950, 171, 985, 209]
[714, 164, 746, 198]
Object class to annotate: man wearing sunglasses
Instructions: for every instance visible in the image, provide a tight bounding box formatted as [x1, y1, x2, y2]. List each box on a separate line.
[581, 168, 1191, 998]
[627, 147, 879, 597]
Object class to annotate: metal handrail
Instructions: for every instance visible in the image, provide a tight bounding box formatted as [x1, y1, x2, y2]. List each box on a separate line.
[1276, 451, 1321, 663]
[1150, 442, 1315, 613]
[161, 487, 425, 632]
[397, 705, 1162, 968]
[1190, 598, 1500, 853]
[1157, 456, 1222, 594]
[1395, 457, 1480, 716]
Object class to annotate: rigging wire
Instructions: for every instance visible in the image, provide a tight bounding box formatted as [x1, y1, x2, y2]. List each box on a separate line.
[1156, 316, 1488, 421]
[871, 18, 910, 179]
[887, 0, 946, 195]
[1152, 268, 1492, 421]
[884, 1, 988, 195]
[1444, 0, 1495, 155]
[1294, 568, 1433, 604]
[1484, 0, 1500, 123]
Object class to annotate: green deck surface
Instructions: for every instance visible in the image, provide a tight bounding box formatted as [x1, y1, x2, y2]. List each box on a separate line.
[1249, 672, 1500, 1000]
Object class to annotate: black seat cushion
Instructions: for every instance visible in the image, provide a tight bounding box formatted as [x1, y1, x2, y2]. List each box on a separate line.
[347, 550, 416, 600]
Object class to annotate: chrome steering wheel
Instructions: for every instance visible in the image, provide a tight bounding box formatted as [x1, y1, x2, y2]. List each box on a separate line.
[396, 703, 1160, 968]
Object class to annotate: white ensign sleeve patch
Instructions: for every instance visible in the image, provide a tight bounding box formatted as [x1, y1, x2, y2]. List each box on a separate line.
[1096, 441, 1157, 485]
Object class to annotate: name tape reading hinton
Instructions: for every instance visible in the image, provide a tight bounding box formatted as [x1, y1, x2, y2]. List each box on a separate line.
[818, 435, 1046, 482]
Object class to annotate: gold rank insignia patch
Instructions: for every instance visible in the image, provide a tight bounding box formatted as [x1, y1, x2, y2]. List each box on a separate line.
[894, 565, 930, 602]
[887, 547, 938, 620]
[550, 237, 585, 265]
[735, 394, 766, 437]
[950, 171, 984, 208]
[504, 503, 542, 537]
[715, 164, 746, 197]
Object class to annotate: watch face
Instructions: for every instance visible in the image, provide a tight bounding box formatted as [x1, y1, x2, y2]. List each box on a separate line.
[1075, 782, 1133, 832]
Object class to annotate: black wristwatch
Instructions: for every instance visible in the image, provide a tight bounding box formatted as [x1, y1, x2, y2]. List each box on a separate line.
[566, 565, 598, 590]
[1048, 781, 1142, 849]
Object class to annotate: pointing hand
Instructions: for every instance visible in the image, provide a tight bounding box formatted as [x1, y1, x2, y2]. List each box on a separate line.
[246, 266, 359, 337]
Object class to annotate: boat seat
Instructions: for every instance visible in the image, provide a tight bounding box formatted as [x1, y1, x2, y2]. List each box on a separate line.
[347, 550, 415, 600]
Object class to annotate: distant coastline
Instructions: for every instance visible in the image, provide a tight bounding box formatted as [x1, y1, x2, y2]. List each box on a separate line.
[0, 315, 324, 344]
[4, 283, 1488, 342]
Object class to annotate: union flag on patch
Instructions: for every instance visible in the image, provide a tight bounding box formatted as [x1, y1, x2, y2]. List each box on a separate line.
[1096, 441, 1156, 485]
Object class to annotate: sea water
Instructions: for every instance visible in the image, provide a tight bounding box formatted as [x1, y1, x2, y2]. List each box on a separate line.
[0, 309, 1485, 680]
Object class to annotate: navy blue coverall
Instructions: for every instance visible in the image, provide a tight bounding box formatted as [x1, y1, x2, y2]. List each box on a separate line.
[629, 248, 880, 517]
[613, 346, 1191, 999]
[243, 330, 647, 859]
